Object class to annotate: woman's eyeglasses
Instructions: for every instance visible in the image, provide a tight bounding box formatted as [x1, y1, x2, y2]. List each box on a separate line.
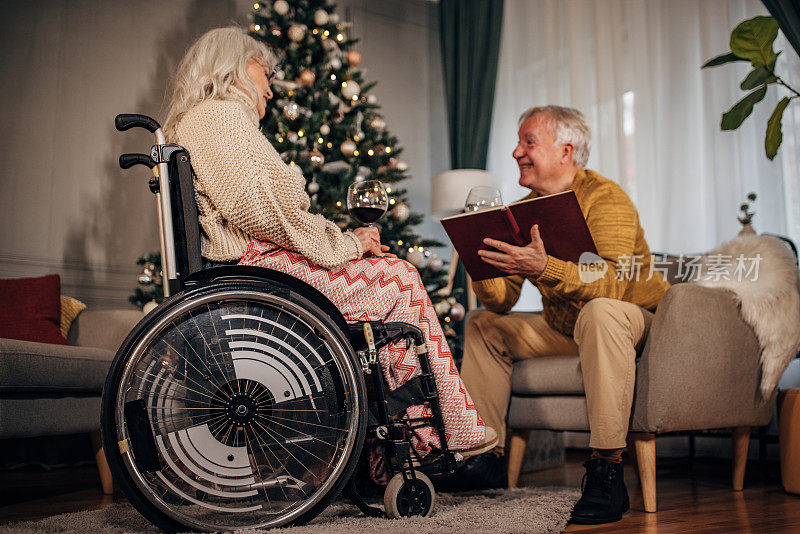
[255, 58, 281, 84]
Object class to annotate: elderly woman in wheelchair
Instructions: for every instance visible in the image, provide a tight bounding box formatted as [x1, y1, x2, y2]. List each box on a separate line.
[104, 26, 496, 532]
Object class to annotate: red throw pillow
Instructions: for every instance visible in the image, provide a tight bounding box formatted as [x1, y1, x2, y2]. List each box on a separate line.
[0, 274, 69, 345]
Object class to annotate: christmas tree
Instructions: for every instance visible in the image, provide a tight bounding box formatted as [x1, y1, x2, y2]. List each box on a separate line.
[248, 0, 465, 357]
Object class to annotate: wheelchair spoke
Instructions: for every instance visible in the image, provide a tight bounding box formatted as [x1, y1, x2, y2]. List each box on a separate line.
[266, 413, 347, 433]
[251, 420, 320, 482]
[257, 414, 339, 449]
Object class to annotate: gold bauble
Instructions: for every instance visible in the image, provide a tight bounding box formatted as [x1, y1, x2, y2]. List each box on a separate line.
[347, 50, 363, 66]
[298, 69, 316, 86]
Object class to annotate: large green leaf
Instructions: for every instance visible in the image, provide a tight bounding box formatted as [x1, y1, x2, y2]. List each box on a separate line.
[730, 16, 779, 68]
[765, 97, 791, 160]
[702, 52, 747, 68]
[740, 67, 777, 90]
[721, 85, 767, 130]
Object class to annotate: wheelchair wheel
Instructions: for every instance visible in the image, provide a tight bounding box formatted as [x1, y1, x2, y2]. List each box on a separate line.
[101, 276, 367, 531]
[384, 471, 435, 519]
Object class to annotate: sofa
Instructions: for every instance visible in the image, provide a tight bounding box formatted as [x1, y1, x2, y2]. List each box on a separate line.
[0, 308, 143, 493]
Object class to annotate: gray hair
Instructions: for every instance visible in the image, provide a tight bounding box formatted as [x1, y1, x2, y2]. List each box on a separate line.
[518, 105, 591, 168]
[163, 27, 277, 139]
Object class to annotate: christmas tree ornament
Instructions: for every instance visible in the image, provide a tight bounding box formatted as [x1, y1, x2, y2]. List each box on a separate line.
[309, 149, 325, 168]
[347, 50, 363, 66]
[340, 139, 357, 156]
[356, 166, 371, 180]
[392, 201, 410, 222]
[407, 248, 425, 267]
[273, 0, 289, 15]
[330, 57, 342, 70]
[434, 300, 451, 316]
[449, 302, 466, 322]
[341, 80, 360, 101]
[138, 273, 153, 285]
[284, 102, 300, 120]
[321, 160, 350, 174]
[319, 124, 330, 135]
[329, 12, 340, 23]
[370, 116, 386, 130]
[396, 160, 408, 171]
[270, 26, 282, 37]
[298, 69, 316, 86]
[307, 179, 320, 194]
[367, 94, 378, 104]
[143, 300, 159, 314]
[314, 9, 329, 25]
[428, 254, 443, 271]
[288, 24, 306, 42]
[287, 131, 299, 143]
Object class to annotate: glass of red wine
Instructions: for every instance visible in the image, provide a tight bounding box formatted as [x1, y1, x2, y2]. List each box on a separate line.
[347, 180, 388, 226]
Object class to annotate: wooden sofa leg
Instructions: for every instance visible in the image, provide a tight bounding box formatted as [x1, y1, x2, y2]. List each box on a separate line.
[507, 429, 530, 488]
[90, 430, 114, 495]
[631, 432, 657, 513]
[732, 426, 750, 491]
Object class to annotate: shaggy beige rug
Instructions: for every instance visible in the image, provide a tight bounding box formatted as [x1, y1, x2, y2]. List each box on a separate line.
[2, 486, 579, 534]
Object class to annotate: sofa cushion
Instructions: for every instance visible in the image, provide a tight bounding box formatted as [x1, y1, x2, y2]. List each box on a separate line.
[508, 395, 589, 431]
[0, 337, 114, 393]
[0, 274, 68, 345]
[511, 355, 585, 395]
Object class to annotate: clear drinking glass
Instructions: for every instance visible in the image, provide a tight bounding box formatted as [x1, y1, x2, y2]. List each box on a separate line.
[347, 180, 389, 226]
[464, 186, 503, 212]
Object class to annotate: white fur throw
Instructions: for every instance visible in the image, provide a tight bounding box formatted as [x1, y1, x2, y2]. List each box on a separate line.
[694, 233, 800, 399]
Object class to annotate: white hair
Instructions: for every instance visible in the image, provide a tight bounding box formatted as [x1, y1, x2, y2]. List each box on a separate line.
[518, 105, 591, 168]
[163, 27, 277, 139]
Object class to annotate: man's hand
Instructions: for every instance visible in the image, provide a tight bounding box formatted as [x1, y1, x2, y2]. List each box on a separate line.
[353, 227, 397, 258]
[478, 224, 548, 278]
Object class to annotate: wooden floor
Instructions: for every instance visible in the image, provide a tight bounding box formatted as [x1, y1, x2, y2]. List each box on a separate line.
[1, 452, 799, 532]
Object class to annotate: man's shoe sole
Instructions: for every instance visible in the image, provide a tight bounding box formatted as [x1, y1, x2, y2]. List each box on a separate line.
[570, 499, 629, 525]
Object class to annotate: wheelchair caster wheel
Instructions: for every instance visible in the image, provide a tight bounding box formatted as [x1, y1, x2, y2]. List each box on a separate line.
[384, 471, 435, 518]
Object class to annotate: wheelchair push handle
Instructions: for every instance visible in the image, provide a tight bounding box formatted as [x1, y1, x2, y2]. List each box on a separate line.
[115, 114, 161, 133]
[119, 153, 155, 170]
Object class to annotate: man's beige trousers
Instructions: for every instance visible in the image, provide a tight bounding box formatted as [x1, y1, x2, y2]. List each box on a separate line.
[461, 298, 653, 450]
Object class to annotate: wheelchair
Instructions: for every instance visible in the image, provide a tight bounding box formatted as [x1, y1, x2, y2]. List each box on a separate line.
[101, 114, 462, 531]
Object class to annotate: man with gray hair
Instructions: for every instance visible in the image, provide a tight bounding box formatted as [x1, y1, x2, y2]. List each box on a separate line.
[457, 105, 670, 525]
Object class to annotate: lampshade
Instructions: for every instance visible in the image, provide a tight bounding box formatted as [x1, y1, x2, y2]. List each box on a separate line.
[430, 169, 499, 216]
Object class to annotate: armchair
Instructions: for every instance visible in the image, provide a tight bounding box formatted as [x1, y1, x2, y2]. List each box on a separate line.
[504, 258, 776, 513]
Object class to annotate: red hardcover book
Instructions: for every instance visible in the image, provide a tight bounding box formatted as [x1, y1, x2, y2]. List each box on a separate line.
[440, 190, 597, 281]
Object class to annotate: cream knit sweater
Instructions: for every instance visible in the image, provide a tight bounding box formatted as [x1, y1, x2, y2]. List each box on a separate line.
[174, 94, 363, 269]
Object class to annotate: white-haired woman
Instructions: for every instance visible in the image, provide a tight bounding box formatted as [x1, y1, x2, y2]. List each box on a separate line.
[164, 27, 496, 458]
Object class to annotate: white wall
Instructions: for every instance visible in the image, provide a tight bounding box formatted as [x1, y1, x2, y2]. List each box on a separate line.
[0, 0, 448, 308]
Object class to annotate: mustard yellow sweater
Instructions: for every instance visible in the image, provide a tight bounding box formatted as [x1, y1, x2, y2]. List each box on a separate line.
[472, 169, 670, 336]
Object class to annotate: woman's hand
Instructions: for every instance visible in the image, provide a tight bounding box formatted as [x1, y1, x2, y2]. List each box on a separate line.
[353, 227, 397, 258]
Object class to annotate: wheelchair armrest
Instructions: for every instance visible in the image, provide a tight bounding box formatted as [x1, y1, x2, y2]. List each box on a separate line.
[631, 284, 771, 433]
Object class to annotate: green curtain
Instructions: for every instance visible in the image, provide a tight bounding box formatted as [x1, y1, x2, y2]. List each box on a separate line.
[439, 0, 505, 170]
[439, 0, 504, 360]
[762, 0, 800, 57]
